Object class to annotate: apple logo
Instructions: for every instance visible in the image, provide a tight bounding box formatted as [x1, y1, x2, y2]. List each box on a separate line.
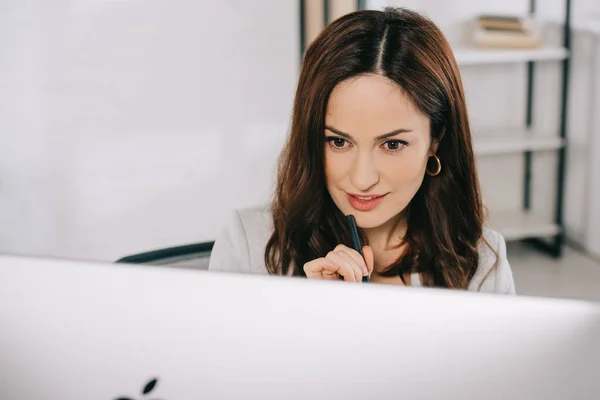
[114, 377, 162, 400]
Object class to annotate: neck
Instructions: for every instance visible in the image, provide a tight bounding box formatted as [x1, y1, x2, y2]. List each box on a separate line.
[364, 212, 406, 254]
[365, 214, 407, 275]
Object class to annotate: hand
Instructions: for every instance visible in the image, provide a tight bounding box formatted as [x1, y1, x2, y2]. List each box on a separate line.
[303, 244, 374, 283]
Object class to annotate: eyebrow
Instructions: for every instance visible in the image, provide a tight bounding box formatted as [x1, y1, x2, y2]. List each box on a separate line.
[324, 125, 413, 141]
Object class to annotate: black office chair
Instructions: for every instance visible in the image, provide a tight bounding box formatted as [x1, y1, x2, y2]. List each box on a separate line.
[115, 241, 214, 270]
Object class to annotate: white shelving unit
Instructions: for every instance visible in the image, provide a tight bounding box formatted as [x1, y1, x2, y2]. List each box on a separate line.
[452, 39, 571, 254]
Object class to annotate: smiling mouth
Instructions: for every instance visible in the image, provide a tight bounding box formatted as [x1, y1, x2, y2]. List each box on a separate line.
[345, 192, 388, 211]
[349, 195, 384, 200]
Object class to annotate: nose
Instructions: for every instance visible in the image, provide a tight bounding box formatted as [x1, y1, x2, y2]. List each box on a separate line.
[349, 150, 380, 191]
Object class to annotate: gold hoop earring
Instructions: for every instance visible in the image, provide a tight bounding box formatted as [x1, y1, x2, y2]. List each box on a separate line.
[426, 155, 441, 177]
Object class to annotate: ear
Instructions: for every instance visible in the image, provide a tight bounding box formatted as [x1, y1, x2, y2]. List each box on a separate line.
[429, 139, 439, 156]
[429, 125, 445, 155]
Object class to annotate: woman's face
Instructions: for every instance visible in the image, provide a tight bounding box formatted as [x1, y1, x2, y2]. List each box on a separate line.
[324, 74, 433, 229]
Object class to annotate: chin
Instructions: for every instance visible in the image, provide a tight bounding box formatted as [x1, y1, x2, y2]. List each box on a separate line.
[352, 213, 390, 229]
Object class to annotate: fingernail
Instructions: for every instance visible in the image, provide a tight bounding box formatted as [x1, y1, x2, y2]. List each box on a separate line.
[361, 265, 368, 276]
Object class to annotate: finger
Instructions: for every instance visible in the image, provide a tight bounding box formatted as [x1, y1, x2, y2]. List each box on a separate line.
[362, 246, 374, 276]
[334, 244, 368, 276]
[320, 264, 344, 280]
[336, 250, 364, 283]
[325, 252, 357, 282]
[305, 258, 352, 281]
[320, 264, 342, 280]
[303, 258, 339, 279]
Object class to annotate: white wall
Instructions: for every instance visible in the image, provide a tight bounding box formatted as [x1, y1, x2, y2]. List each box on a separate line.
[588, 33, 600, 258]
[567, 24, 600, 259]
[0, 0, 298, 261]
[562, 26, 596, 254]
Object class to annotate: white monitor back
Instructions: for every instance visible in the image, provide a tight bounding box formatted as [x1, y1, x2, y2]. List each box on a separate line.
[1, 255, 599, 400]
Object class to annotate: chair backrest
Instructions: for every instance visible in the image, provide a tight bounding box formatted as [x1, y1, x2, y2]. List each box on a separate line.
[115, 242, 214, 270]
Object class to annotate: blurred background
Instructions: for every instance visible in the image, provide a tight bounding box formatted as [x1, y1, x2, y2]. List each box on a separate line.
[0, 0, 599, 301]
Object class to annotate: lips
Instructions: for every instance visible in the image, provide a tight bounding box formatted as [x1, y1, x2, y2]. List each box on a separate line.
[346, 193, 387, 212]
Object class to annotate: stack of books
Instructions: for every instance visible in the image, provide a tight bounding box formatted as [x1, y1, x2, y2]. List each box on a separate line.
[474, 14, 542, 49]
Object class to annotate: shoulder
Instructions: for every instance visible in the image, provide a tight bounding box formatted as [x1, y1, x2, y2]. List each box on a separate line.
[468, 228, 516, 294]
[216, 204, 272, 243]
[236, 204, 273, 234]
[208, 204, 272, 274]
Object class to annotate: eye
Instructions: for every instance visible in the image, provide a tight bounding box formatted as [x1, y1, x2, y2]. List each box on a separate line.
[382, 140, 407, 152]
[326, 137, 351, 151]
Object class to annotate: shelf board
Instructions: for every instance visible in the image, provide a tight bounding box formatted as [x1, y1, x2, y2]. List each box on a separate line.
[574, 21, 600, 35]
[454, 46, 569, 66]
[486, 210, 560, 241]
[473, 130, 565, 156]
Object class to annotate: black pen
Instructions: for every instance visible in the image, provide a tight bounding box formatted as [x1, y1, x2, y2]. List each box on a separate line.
[345, 214, 369, 283]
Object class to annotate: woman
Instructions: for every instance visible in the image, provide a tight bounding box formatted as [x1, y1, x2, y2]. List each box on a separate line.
[208, 7, 515, 294]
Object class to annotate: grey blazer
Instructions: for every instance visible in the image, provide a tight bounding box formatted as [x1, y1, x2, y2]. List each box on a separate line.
[208, 205, 516, 294]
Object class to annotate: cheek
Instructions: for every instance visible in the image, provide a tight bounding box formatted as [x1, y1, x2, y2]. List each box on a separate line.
[380, 149, 428, 185]
[324, 152, 349, 183]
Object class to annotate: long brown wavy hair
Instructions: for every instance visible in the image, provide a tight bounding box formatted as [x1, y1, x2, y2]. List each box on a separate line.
[265, 7, 485, 289]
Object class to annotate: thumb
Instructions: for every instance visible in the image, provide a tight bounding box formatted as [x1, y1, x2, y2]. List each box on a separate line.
[362, 245, 374, 276]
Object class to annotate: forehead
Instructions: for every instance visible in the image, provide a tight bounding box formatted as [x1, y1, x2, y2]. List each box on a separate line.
[325, 74, 427, 132]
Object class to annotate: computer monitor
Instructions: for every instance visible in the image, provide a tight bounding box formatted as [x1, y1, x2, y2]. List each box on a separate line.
[1, 255, 599, 399]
